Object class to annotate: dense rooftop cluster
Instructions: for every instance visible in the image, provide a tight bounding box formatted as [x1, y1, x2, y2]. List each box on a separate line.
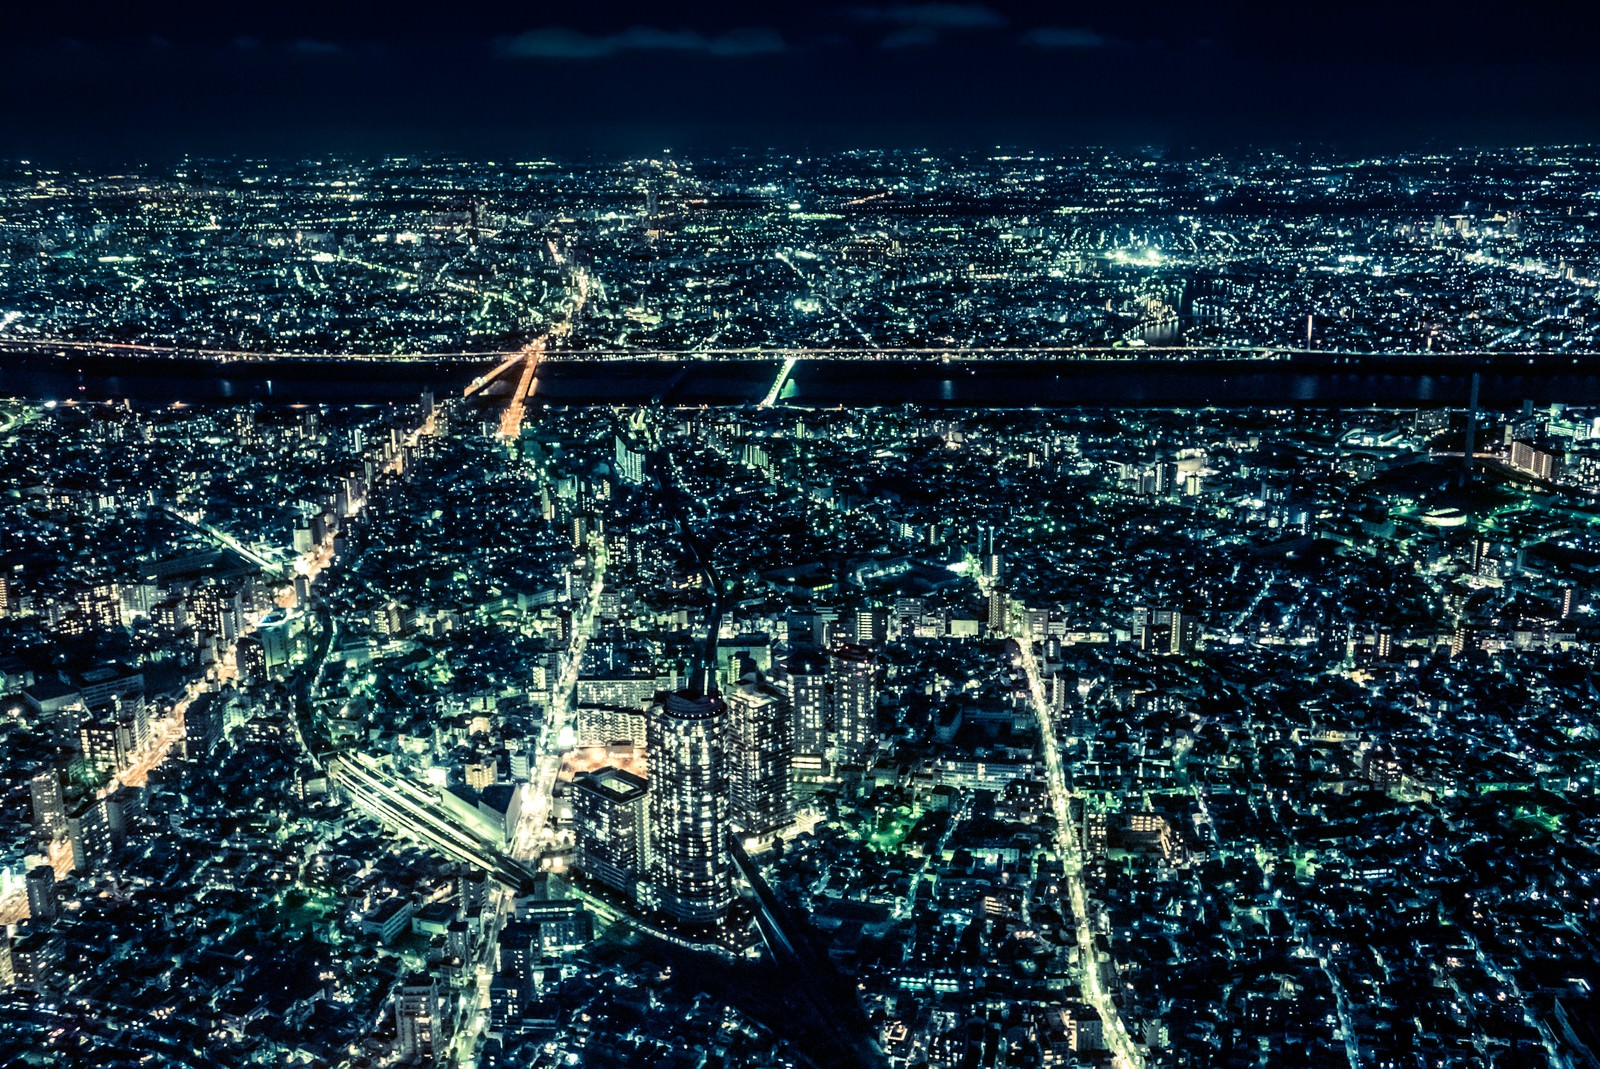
[1, 389, 1597, 1067]
[1, 149, 1599, 1069]
[1, 149, 1598, 356]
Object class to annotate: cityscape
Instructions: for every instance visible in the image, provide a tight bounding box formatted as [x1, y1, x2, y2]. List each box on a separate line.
[0, 140, 1596, 1069]
[0, 148, 1597, 359]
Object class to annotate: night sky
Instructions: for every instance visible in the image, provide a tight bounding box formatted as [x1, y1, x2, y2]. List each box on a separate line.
[2, 1, 1595, 161]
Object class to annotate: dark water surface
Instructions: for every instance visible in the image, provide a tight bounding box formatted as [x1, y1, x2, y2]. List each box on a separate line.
[541, 356, 1600, 409]
[5, 351, 1600, 409]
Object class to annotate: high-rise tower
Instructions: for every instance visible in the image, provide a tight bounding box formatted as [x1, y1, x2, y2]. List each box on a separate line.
[780, 651, 829, 778]
[25, 865, 56, 924]
[725, 678, 794, 835]
[645, 690, 730, 925]
[394, 972, 441, 1063]
[828, 645, 877, 765]
[571, 767, 648, 897]
[29, 770, 66, 845]
[613, 409, 650, 487]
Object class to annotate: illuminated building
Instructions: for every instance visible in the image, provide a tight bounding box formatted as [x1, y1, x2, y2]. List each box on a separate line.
[828, 644, 877, 764]
[522, 900, 593, 957]
[79, 718, 126, 780]
[9, 931, 60, 992]
[572, 766, 648, 896]
[1135, 609, 1199, 656]
[190, 582, 243, 644]
[25, 865, 57, 924]
[987, 588, 1009, 634]
[780, 651, 829, 778]
[1509, 438, 1561, 480]
[613, 410, 650, 486]
[464, 761, 497, 791]
[724, 678, 793, 834]
[644, 690, 730, 924]
[29, 770, 66, 844]
[394, 972, 441, 1063]
[67, 799, 112, 874]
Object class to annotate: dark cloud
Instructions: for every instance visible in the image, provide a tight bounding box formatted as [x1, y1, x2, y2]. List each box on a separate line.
[1021, 26, 1106, 49]
[879, 26, 940, 49]
[0, 1, 1596, 159]
[846, 4, 1007, 29]
[289, 39, 343, 56]
[497, 25, 786, 60]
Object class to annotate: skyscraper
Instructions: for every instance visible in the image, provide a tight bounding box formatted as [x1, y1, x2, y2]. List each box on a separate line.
[645, 690, 731, 925]
[987, 588, 1009, 634]
[572, 766, 648, 896]
[613, 409, 650, 487]
[67, 799, 112, 875]
[829, 645, 877, 765]
[780, 651, 829, 778]
[979, 525, 1003, 582]
[79, 718, 126, 781]
[725, 677, 794, 835]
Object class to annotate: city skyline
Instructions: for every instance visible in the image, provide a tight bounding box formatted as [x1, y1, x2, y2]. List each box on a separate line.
[2, 9, 1600, 1064]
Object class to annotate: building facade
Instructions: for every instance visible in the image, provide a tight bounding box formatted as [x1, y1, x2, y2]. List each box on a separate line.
[644, 690, 730, 925]
[724, 678, 794, 835]
[829, 644, 877, 765]
[571, 766, 648, 896]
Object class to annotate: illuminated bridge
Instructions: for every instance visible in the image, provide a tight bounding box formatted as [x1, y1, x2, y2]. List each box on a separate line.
[0, 336, 502, 368]
[13, 334, 1600, 366]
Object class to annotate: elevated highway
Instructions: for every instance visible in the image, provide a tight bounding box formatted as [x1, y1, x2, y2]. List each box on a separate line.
[728, 836, 801, 964]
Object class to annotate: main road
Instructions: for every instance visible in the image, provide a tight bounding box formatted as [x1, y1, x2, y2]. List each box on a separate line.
[977, 572, 1146, 1069]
